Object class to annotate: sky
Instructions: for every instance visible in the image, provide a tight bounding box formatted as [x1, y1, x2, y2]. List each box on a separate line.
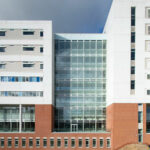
[0, 0, 112, 33]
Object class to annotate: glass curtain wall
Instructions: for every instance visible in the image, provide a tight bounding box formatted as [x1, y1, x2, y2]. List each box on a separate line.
[54, 39, 106, 132]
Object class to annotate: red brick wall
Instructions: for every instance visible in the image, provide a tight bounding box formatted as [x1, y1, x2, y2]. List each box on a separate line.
[106, 103, 138, 150]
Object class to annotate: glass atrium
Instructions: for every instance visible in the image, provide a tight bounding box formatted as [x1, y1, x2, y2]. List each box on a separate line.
[54, 35, 106, 132]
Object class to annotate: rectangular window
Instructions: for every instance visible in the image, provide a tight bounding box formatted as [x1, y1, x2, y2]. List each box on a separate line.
[57, 139, 61, 147]
[23, 63, 34, 68]
[92, 139, 96, 148]
[22, 105, 35, 132]
[0, 64, 5, 69]
[138, 129, 143, 142]
[131, 49, 135, 60]
[0, 47, 5, 52]
[40, 47, 43, 53]
[147, 74, 150, 79]
[50, 138, 54, 147]
[107, 139, 111, 148]
[100, 139, 103, 148]
[71, 139, 75, 147]
[131, 32, 135, 43]
[40, 31, 43, 37]
[131, 7, 136, 26]
[23, 31, 34, 35]
[22, 138, 26, 147]
[85, 139, 89, 148]
[78, 139, 82, 147]
[131, 80, 135, 89]
[43, 139, 47, 147]
[15, 139, 19, 148]
[147, 104, 150, 133]
[0, 31, 5, 36]
[138, 112, 143, 123]
[147, 90, 150, 95]
[131, 66, 135, 74]
[29, 139, 33, 147]
[23, 47, 34, 51]
[146, 24, 150, 35]
[40, 64, 43, 69]
[7, 138, 12, 147]
[36, 138, 40, 147]
[64, 139, 68, 147]
[0, 138, 4, 147]
[146, 7, 150, 18]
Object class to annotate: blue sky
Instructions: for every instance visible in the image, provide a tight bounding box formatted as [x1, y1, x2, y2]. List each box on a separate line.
[0, 0, 112, 33]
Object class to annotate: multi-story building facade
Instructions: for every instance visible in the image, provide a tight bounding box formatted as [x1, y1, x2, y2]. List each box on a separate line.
[1, 0, 150, 149]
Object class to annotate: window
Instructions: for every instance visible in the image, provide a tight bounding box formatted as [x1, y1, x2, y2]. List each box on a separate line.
[131, 7, 136, 26]
[23, 47, 34, 51]
[22, 138, 26, 147]
[50, 138, 54, 147]
[100, 139, 103, 148]
[0, 91, 43, 97]
[147, 74, 150, 79]
[146, 7, 150, 18]
[36, 138, 40, 147]
[15, 138, 19, 148]
[57, 139, 61, 147]
[147, 90, 150, 95]
[131, 32, 135, 43]
[146, 24, 150, 35]
[0, 138, 4, 147]
[22, 105, 35, 132]
[146, 41, 150, 51]
[147, 104, 150, 133]
[85, 139, 89, 148]
[131, 66, 135, 74]
[0, 47, 5, 52]
[40, 47, 43, 53]
[43, 138, 47, 147]
[131, 80, 135, 89]
[23, 63, 34, 68]
[40, 64, 43, 69]
[138, 129, 143, 142]
[71, 139, 75, 147]
[78, 139, 82, 147]
[7, 138, 12, 147]
[107, 139, 111, 148]
[29, 139, 33, 147]
[0, 105, 19, 132]
[92, 139, 96, 148]
[0, 64, 5, 69]
[0, 31, 5, 36]
[138, 112, 143, 123]
[40, 31, 43, 37]
[131, 49, 135, 60]
[64, 139, 68, 147]
[23, 31, 34, 35]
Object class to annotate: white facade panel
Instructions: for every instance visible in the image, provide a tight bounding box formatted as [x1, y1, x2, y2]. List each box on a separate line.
[0, 21, 53, 105]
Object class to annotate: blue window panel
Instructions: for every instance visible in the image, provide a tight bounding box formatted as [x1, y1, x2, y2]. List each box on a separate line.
[8, 77, 12, 82]
[37, 77, 40, 82]
[18, 92, 22, 96]
[1, 76, 5, 82]
[12, 77, 15, 82]
[4, 91, 8, 96]
[18, 77, 23, 82]
[32, 77, 36, 82]
[29, 77, 33, 82]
